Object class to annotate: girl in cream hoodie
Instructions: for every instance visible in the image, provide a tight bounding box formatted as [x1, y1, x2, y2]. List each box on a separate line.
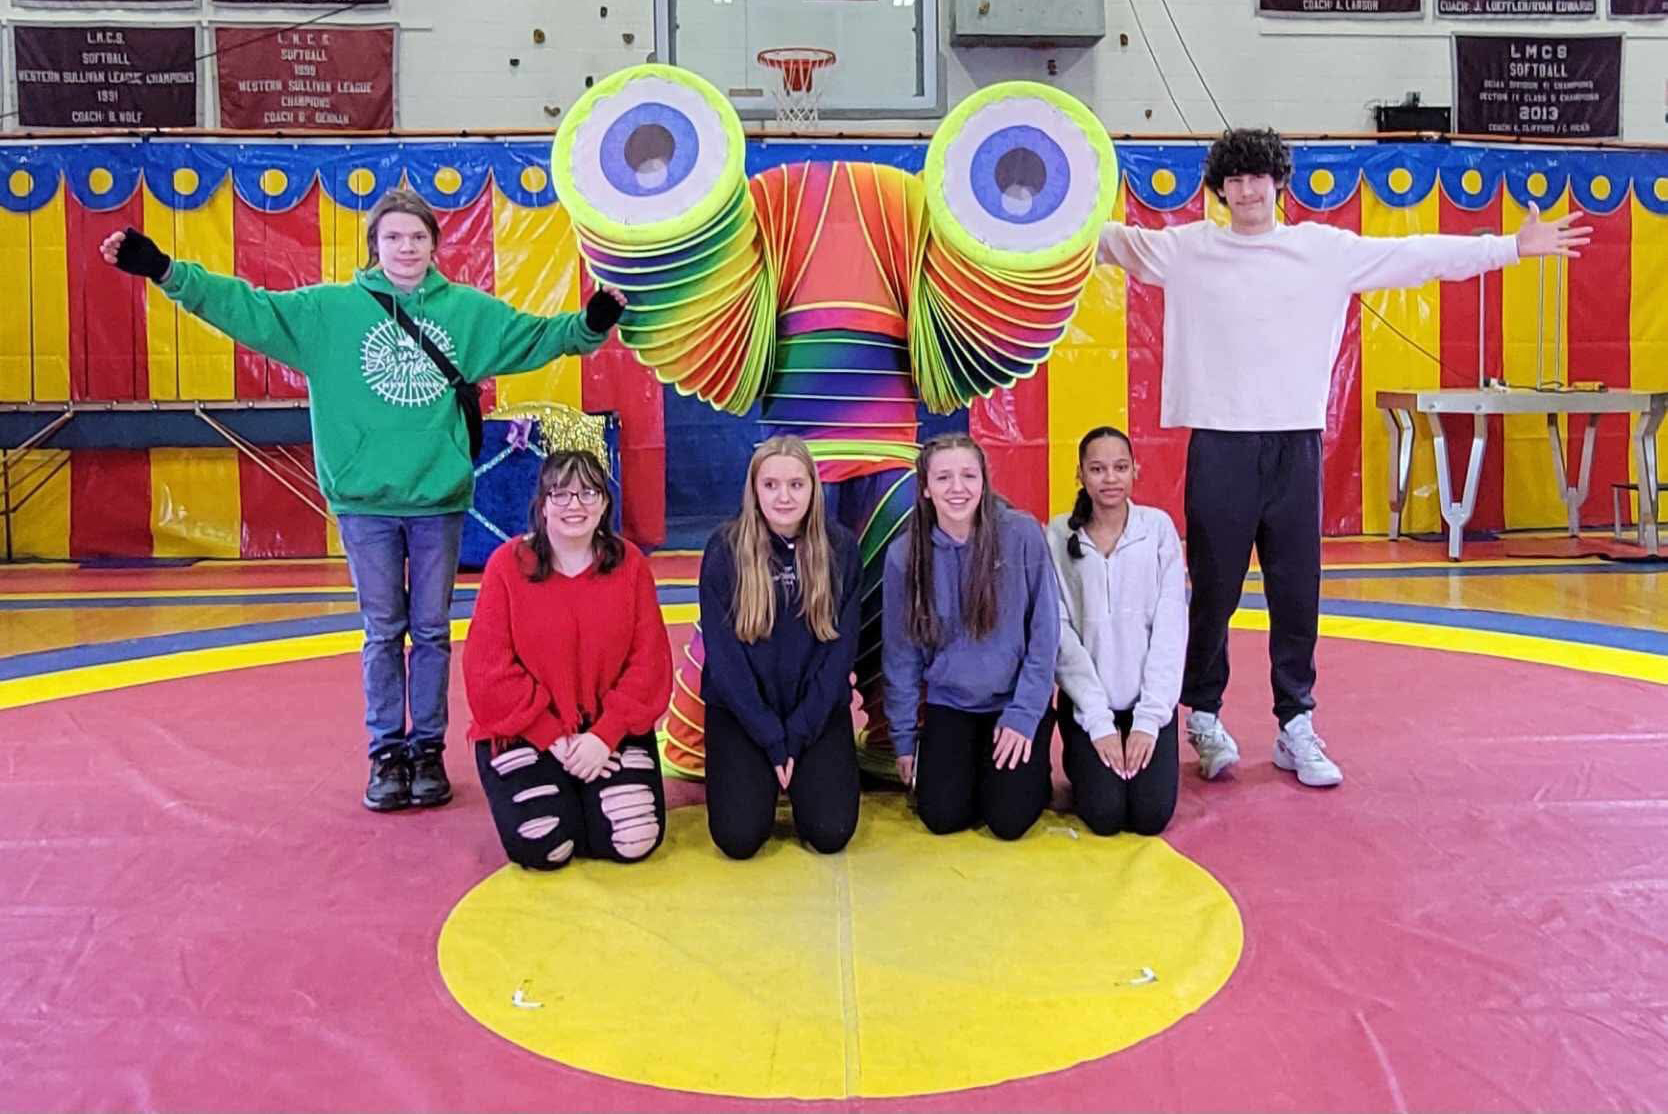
[1047, 427, 1187, 836]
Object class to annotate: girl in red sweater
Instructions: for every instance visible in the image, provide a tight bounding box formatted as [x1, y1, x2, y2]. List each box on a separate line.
[463, 449, 673, 869]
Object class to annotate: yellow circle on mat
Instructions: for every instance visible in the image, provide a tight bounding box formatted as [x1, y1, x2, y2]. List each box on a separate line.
[88, 167, 114, 194]
[1527, 171, 1548, 196]
[347, 168, 376, 196]
[1151, 168, 1177, 196]
[434, 166, 463, 194]
[438, 794, 1243, 1099]
[1309, 168, 1335, 194]
[1656, 177, 1668, 203]
[1461, 168, 1484, 195]
[9, 170, 33, 197]
[260, 168, 288, 197]
[1388, 167, 1413, 194]
[1590, 176, 1611, 201]
[172, 167, 200, 195]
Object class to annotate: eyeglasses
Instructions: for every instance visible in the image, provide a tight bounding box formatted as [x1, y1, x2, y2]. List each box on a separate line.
[547, 488, 603, 508]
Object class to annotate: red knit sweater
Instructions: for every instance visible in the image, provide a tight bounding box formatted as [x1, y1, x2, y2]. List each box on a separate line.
[463, 537, 672, 750]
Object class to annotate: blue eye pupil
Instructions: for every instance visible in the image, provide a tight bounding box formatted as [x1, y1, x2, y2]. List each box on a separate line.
[969, 124, 1071, 226]
[600, 102, 699, 197]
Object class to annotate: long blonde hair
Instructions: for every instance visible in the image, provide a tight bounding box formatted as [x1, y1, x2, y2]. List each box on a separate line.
[728, 436, 839, 644]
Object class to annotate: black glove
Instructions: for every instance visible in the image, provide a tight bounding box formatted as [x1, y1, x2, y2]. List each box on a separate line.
[584, 288, 624, 334]
[114, 227, 171, 283]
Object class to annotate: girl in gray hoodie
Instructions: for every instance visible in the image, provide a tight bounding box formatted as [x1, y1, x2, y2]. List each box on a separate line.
[882, 435, 1060, 841]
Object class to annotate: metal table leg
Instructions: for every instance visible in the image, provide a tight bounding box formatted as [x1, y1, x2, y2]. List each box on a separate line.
[1633, 403, 1664, 556]
[1546, 412, 1598, 539]
[1382, 406, 1414, 541]
[1428, 411, 1488, 561]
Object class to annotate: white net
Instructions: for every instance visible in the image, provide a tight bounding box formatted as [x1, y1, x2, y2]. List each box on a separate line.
[759, 49, 835, 128]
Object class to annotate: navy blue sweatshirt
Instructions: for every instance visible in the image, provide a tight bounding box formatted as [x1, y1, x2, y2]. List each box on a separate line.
[698, 520, 862, 766]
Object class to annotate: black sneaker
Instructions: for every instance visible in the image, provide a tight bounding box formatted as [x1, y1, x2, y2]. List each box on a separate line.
[363, 750, 412, 812]
[410, 749, 453, 808]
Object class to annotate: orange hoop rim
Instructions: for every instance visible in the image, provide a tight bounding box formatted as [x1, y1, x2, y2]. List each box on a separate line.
[757, 47, 837, 94]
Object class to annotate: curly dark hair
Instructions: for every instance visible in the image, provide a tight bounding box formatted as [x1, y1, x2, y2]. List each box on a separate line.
[1202, 128, 1293, 202]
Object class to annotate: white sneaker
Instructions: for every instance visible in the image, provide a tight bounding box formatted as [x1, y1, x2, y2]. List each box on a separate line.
[1185, 711, 1241, 780]
[1273, 712, 1343, 787]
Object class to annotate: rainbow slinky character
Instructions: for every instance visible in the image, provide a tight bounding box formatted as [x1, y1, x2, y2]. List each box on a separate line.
[552, 65, 1119, 779]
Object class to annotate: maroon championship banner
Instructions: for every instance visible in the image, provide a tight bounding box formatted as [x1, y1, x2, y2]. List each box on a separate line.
[1609, 0, 1668, 14]
[1453, 34, 1621, 137]
[14, 25, 198, 128]
[1258, 0, 1421, 13]
[1439, 0, 1597, 14]
[216, 25, 394, 130]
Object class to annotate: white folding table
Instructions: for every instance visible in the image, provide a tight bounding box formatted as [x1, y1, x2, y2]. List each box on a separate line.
[1374, 387, 1666, 560]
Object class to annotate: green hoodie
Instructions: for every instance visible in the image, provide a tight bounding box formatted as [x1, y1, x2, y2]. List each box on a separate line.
[161, 263, 609, 517]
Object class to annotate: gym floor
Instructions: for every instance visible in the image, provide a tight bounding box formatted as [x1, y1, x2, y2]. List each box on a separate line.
[2, 535, 1664, 1110]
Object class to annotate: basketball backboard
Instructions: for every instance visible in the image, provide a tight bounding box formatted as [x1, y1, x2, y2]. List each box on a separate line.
[653, 0, 943, 120]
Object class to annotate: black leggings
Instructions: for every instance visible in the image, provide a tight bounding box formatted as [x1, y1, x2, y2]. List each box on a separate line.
[474, 734, 666, 870]
[1057, 693, 1178, 836]
[914, 704, 1055, 841]
[704, 703, 860, 860]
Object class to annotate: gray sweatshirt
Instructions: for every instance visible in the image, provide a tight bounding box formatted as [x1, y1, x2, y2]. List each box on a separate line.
[881, 506, 1061, 759]
[1046, 506, 1187, 740]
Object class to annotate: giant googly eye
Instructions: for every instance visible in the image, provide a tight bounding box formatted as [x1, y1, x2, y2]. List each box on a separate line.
[552, 64, 745, 246]
[924, 81, 1117, 271]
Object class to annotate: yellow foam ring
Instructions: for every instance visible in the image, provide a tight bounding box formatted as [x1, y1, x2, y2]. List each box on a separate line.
[9, 170, 33, 197]
[1309, 168, 1335, 195]
[1388, 167, 1413, 194]
[434, 166, 463, 195]
[260, 168, 288, 197]
[1526, 171, 1548, 197]
[520, 165, 549, 194]
[88, 167, 114, 194]
[347, 168, 376, 197]
[438, 794, 1242, 1100]
[1590, 176, 1611, 202]
[1151, 168, 1177, 196]
[172, 167, 200, 196]
[1462, 168, 1485, 195]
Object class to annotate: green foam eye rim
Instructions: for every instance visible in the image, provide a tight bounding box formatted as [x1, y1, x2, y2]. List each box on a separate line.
[923, 80, 1119, 272]
[551, 63, 746, 247]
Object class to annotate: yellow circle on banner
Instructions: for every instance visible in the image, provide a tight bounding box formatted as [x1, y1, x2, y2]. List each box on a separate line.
[260, 169, 288, 197]
[9, 170, 33, 197]
[520, 165, 549, 194]
[1527, 171, 1548, 196]
[1152, 168, 1177, 196]
[172, 167, 200, 195]
[1655, 178, 1668, 203]
[1590, 176, 1611, 201]
[1309, 168, 1335, 194]
[439, 795, 1243, 1099]
[1388, 167, 1413, 194]
[88, 168, 114, 194]
[434, 167, 463, 194]
[1461, 168, 1485, 195]
[347, 168, 376, 197]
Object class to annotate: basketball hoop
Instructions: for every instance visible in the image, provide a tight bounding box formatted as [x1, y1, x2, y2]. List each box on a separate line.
[758, 47, 836, 128]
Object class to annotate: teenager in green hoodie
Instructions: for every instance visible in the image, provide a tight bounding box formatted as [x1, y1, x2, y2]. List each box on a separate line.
[99, 187, 626, 814]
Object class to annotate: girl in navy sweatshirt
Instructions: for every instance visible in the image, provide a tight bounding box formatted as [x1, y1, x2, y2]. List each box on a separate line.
[882, 434, 1060, 841]
[699, 436, 863, 860]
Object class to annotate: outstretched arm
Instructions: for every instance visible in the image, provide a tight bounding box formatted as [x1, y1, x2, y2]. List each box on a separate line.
[1337, 203, 1592, 294]
[101, 227, 315, 371]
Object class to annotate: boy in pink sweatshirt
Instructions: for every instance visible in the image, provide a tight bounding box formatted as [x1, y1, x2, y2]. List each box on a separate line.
[1097, 128, 1590, 788]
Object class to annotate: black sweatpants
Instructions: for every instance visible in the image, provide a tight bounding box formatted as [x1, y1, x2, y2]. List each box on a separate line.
[1181, 428, 1322, 727]
[914, 704, 1055, 841]
[474, 734, 666, 870]
[1057, 693, 1179, 836]
[705, 703, 861, 860]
